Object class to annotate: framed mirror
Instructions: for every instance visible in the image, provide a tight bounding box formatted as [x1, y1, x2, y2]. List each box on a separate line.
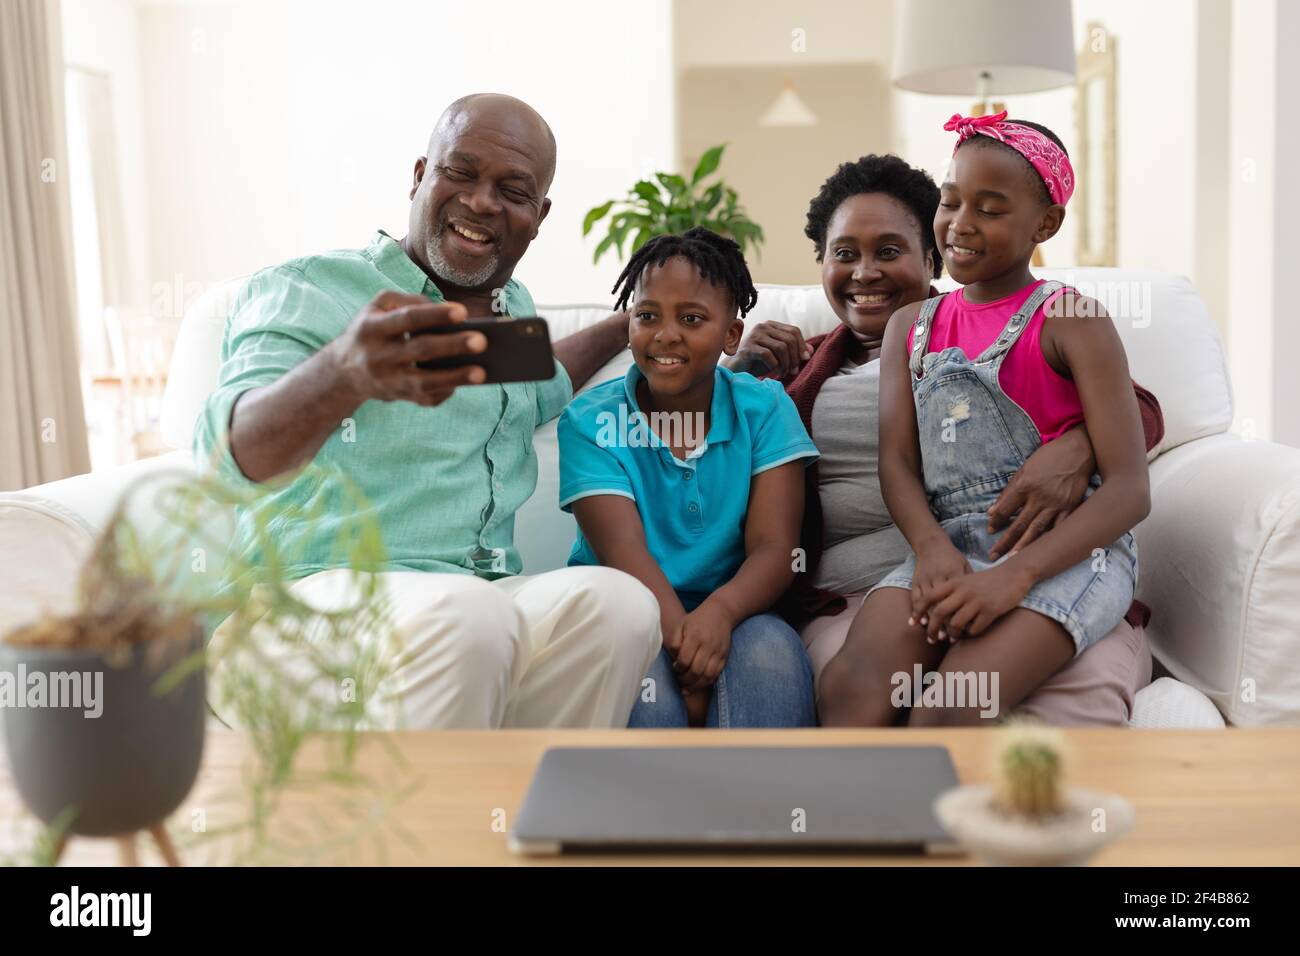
[1075, 21, 1117, 266]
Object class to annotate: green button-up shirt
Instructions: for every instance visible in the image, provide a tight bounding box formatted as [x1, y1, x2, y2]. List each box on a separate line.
[194, 231, 573, 581]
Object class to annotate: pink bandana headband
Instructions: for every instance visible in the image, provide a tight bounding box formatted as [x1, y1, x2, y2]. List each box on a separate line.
[943, 111, 1074, 206]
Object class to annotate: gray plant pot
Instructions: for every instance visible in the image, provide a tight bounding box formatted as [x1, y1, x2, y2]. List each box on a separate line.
[0, 629, 205, 837]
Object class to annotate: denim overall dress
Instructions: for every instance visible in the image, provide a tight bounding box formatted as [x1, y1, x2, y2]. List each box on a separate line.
[871, 280, 1138, 654]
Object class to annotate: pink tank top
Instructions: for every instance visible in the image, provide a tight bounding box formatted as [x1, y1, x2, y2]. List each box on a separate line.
[906, 280, 1084, 443]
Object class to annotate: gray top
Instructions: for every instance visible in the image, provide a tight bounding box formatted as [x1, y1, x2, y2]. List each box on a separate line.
[810, 357, 910, 595]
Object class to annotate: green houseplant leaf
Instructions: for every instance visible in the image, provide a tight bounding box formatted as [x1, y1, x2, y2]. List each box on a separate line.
[695, 182, 724, 217]
[582, 200, 614, 237]
[655, 172, 689, 198]
[632, 180, 666, 215]
[582, 144, 764, 267]
[690, 144, 725, 185]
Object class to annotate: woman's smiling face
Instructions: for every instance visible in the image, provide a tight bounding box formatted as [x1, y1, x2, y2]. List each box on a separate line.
[820, 192, 935, 345]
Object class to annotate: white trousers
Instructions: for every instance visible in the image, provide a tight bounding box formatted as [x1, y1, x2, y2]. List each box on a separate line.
[212, 565, 661, 730]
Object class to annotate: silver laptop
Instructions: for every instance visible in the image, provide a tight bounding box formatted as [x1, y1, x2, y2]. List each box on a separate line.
[509, 746, 962, 856]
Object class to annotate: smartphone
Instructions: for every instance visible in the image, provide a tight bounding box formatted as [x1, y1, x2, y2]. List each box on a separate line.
[414, 317, 555, 384]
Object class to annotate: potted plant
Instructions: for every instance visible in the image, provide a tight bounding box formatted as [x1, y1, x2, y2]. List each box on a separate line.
[933, 724, 1135, 866]
[583, 144, 764, 263]
[1, 465, 412, 865]
[0, 482, 207, 863]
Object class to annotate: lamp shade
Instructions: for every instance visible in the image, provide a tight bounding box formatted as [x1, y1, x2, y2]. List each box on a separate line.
[892, 0, 1076, 95]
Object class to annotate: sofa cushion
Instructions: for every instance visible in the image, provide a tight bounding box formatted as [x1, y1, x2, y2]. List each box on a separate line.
[164, 271, 1249, 674]
[162, 269, 1233, 460]
[1140, 433, 1300, 725]
[515, 342, 634, 575]
[159, 276, 248, 450]
[1129, 677, 1226, 729]
[1033, 269, 1233, 455]
[0, 498, 95, 636]
[741, 270, 1233, 457]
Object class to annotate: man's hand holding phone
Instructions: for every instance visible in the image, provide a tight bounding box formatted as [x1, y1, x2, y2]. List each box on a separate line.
[329, 291, 487, 408]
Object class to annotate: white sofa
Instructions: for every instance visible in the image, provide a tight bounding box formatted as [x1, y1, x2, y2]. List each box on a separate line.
[3, 267, 1298, 728]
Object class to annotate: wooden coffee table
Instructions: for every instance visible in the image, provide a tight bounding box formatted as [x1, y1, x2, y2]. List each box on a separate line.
[2, 728, 1297, 865]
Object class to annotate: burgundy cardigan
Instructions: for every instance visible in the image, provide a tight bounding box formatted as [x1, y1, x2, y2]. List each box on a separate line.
[768, 322, 1165, 630]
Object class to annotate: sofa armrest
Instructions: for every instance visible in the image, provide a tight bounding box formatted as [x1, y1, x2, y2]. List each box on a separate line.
[0, 452, 196, 634]
[1140, 434, 1300, 725]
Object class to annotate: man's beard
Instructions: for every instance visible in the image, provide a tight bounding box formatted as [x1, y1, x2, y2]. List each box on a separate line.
[425, 220, 500, 288]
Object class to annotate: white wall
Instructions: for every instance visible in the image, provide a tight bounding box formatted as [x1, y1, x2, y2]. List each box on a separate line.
[62, 0, 1297, 446]
[674, 0, 893, 68]
[1227, 0, 1300, 448]
[1271, 0, 1300, 448]
[132, 0, 676, 307]
[1227, 0, 1276, 443]
[673, 0, 896, 284]
[887, 0, 1300, 446]
[61, 0, 152, 307]
[1193, 0, 1230, 348]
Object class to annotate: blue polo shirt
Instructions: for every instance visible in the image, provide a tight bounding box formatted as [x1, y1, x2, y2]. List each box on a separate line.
[558, 364, 818, 610]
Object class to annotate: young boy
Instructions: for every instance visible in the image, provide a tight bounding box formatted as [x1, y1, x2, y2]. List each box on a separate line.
[558, 228, 818, 727]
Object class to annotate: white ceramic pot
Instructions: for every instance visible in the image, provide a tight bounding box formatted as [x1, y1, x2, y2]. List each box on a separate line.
[934, 783, 1135, 866]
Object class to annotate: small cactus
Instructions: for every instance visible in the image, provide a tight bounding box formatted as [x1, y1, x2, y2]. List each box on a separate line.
[995, 727, 1065, 819]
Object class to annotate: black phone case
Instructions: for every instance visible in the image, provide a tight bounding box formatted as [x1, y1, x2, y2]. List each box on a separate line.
[416, 317, 555, 384]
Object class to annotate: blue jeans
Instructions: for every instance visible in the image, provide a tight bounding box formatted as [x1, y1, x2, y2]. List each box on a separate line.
[627, 613, 816, 727]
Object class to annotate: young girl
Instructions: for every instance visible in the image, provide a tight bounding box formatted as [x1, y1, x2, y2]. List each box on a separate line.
[819, 113, 1150, 726]
[558, 228, 819, 727]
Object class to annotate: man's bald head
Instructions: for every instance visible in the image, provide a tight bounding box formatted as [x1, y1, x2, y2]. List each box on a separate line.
[428, 93, 556, 195]
[403, 93, 556, 296]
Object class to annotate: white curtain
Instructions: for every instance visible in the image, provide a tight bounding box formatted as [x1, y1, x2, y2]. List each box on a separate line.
[0, 0, 91, 490]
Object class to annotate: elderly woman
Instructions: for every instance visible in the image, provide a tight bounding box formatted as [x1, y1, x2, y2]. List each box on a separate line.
[726, 154, 1162, 725]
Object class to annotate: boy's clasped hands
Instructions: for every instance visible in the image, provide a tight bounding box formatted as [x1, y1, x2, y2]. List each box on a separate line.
[663, 600, 734, 723]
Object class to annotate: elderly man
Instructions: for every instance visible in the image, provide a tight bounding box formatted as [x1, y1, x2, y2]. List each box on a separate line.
[195, 93, 658, 728]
